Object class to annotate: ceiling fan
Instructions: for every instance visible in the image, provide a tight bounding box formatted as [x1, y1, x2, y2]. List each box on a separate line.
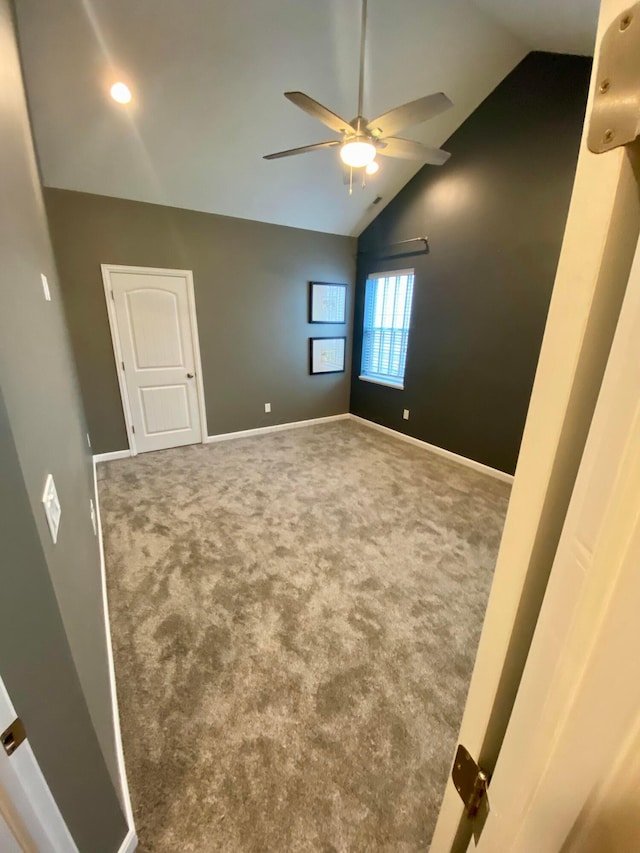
[264, 0, 453, 190]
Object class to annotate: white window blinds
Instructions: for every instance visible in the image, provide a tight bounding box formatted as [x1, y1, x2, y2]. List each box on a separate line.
[360, 270, 415, 388]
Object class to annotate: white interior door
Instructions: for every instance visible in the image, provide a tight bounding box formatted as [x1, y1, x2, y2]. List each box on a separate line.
[0, 677, 77, 852]
[102, 265, 206, 454]
[0, 812, 25, 853]
[431, 0, 640, 847]
[475, 209, 640, 851]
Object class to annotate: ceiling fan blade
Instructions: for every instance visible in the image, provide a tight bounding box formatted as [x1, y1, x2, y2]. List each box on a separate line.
[263, 140, 341, 160]
[378, 137, 451, 165]
[284, 92, 351, 135]
[367, 93, 453, 137]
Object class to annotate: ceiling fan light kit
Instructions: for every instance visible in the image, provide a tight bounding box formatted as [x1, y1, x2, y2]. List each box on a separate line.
[340, 137, 377, 168]
[264, 0, 453, 191]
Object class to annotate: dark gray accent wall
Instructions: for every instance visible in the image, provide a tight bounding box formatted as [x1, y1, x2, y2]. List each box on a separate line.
[0, 0, 126, 843]
[44, 190, 356, 454]
[351, 52, 591, 475]
[0, 388, 126, 852]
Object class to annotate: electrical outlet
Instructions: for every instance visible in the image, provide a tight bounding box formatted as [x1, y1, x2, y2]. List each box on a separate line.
[41, 273, 51, 302]
[89, 498, 97, 536]
[265, 403, 271, 413]
[403, 409, 410, 420]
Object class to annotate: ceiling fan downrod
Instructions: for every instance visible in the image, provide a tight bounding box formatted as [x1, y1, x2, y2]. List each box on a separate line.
[262, 0, 454, 187]
[357, 0, 368, 119]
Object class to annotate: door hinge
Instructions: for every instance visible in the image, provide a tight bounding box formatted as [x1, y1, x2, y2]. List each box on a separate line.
[110, 290, 114, 301]
[131, 424, 135, 434]
[1, 717, 26, 757]
[588, 3, 640, 153]
[452, 744, 490, 819]
[121, 361, 125, 371]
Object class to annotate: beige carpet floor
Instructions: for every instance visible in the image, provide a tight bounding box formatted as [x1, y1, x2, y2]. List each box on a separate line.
[99, 420, 510, 852]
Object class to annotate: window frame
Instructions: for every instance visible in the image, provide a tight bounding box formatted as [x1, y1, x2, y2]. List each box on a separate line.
[358, 268, 415, 391]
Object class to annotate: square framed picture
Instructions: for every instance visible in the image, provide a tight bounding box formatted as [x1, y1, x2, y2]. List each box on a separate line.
[310, 336, 346, 375]
[309, 282, 347, 324]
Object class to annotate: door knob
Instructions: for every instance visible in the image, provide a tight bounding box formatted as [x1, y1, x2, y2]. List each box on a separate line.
[187, 373, 194, 379]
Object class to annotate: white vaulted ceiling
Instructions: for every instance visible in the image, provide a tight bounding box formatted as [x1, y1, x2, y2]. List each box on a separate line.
[15, 0, 595, 237]
[471, 0, 600, 57]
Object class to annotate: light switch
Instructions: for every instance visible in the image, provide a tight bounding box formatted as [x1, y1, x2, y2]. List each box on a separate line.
[42, 474, 61, 543]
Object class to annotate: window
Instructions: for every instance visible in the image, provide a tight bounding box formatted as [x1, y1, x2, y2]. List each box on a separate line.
[359, 269, 415, 389]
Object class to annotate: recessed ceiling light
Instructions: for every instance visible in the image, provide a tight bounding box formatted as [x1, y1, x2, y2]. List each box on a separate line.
[110, 82, 132, 104]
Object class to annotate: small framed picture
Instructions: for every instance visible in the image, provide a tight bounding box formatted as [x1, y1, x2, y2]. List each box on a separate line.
[309, 282, 347, 324]
[310, 337, 346, 375]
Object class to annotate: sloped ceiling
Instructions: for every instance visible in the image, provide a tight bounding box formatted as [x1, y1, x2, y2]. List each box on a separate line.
[15, 1, 592, 237]
[471, 0, 599, 57]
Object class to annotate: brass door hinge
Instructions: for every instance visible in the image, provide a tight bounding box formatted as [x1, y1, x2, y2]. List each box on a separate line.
[1, 717, 26, 756]
[452, 744, 489, 819]
[588, 3, 640, 153]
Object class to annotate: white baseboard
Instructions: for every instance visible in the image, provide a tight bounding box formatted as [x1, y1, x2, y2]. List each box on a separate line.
[205, 413, 350, 443]
[117, 826, 138, 853]
[203, 413, 512, 483]
[93, 449, 131, 463]
[92, 458, 137, 843]
[349, 414, 514, 484]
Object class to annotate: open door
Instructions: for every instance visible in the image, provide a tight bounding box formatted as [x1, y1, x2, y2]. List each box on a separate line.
[475, 191, 640, 852]
[0, 677, 77, 852]
[431, 0, 640, 848]
[478, 186, 640, 853]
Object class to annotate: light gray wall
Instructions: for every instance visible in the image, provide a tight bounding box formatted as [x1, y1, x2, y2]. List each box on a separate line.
[0, 387, 127, 852]
[0, 0, 124, 823]
[44, 189, 356, 453]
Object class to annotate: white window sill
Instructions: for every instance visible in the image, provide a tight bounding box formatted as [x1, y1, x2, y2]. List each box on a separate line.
[358, 375, 404, 390]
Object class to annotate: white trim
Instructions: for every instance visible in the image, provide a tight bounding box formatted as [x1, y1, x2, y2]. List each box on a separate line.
[101, 267, 136, 457]
[205, 413, 512, 483]
[181, 269, 209, 444]
[358, 374, 404, 390]
[205, 413, 350, 443]
[0, 677, 78, 852]
[93, 450, 131, 463]
[100, 264, 208, 456]
[91, 459, 137, 848]
[349, 414, 514, 483]
[117, 826, 138, 853]
[366, 267, 415, 280]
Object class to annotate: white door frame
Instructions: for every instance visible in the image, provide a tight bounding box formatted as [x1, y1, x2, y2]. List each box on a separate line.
[101, 264, 208, 456]
[431, 0, 640, 846]
[0, 676, 78, 852]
